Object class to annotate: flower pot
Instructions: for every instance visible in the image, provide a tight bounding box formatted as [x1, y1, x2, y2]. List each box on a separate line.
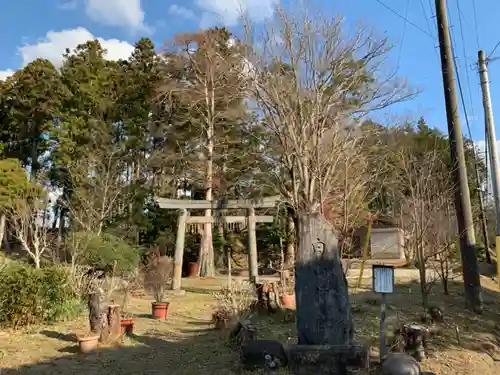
[152, 302, 170, 319]
[120, 319, 134, 335]
[77, 334, 100, 353]
[281, 293, 296, 309]
[187, 262, 200, 277]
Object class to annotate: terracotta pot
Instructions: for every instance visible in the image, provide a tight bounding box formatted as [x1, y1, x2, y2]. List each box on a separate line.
[78, 334, 100, 353]
[281, 293, 296, 309]
[187, 262, 200, 277]
[120, 319, 134, 335]
[152, 302, 170, 319]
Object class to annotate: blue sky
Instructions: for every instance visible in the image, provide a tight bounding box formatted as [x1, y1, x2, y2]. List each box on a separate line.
[0, 0, 499, 144]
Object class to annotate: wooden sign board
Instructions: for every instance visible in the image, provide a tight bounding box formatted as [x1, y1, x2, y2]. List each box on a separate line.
[372, 265, 395, 294]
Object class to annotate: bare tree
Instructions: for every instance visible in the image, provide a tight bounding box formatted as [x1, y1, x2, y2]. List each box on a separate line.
[396, 146, 456, 307]
[65, 145, 130, 236]
[428, 201, 459, 295]
[9, 192, 53, 268]
[243, 6, 413, 346]
[158, 29, 249, 277]
[324, 128, 391, 262]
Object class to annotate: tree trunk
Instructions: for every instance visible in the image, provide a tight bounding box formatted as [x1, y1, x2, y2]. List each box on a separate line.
[416, 243, 428, 309]
[285, 213, 296, 265]
[442, 277, 449, 295]
[295, 212, 354, 345]
[199, 122, 215, 277]
[0, 214, 5, 251]
[88, 291, 104, 335]
[34, 256, 40, 269]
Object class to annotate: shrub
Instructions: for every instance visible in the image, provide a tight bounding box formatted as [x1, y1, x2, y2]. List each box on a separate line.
[143, 255, 174, 302]
[212, 281, 255, 326]
[0, 263, 77, 328]
[79, 232, 142, 274]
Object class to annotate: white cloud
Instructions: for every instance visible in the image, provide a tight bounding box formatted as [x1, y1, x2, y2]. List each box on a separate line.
[169, 5, 197, 20]
[0, 69, 14, 81]
[57, 0, 78, 10]
[196, 0, 278, 27]
[85, 0, 149, 33]
[19, 27, 135, 68]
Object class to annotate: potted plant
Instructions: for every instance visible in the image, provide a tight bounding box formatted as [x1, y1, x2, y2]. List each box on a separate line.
[120, 277, 135, 335]
[144, 256, 173, 320]
[120, 313, 135, 335]
[151, 284, 170, 319]
[280, 277, 295, 309]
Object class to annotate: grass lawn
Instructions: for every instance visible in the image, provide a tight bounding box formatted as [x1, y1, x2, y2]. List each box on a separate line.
[0, 276, 499, 374]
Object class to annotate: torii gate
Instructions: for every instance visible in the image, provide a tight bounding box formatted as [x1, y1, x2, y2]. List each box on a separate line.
[154, 196, 280, 290]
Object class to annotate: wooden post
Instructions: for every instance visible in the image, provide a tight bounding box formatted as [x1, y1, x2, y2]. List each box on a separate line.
[247, 207, 259, 284]
[356, 218, 373, 290]
[172, 208, 188, 291]
[102, 304, 121, 344]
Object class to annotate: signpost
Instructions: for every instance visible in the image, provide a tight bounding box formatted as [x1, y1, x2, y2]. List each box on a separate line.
[372, 264, 395, 359]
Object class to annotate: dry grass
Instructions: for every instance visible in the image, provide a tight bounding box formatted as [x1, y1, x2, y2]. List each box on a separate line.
[0, 276, 499, 374]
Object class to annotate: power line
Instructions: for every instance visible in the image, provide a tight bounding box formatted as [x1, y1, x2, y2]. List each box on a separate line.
[472, 0, 481, 49]
[419, 0, 435, 37]
[396, 0, 411, 72]
[427, 0, 438, 33]
[456, 0, 476, 130]
[374, 0, 434, 39]
[446, 3, 472, 139]
[490, 41, 500, 60]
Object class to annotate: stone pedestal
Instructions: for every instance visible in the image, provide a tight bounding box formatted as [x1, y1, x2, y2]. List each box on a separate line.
[240, 340, 287, 371]
[287, 344, 369, 375]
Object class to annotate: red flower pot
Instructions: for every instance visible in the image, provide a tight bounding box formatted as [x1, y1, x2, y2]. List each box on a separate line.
[120, 319, 134, 335]
[187, 262, 200, 277]
[281, 294, 296, 309]
[152, 302, 170, 319]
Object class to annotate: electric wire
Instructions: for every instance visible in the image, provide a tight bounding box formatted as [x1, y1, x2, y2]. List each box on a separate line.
[489, 41, 500, 61]
[456, 0, 477, 136]
[419, 0, 435, 38]
[396, 0, 411, 73]
[374, 0, 434, 39]
[472, 0, 481, 49]
[427, 0, 438, 34]
[446, 1, 474, 143]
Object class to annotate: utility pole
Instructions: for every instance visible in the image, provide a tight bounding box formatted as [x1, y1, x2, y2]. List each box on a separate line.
[435, 0, 483, 313]
[478, 50, 500, 285]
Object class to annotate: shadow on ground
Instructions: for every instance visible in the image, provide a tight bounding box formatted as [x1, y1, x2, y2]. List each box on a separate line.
[2, 327, 240, 375]
[349, 278, 500, 369]
[1, 277, 499, 375]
